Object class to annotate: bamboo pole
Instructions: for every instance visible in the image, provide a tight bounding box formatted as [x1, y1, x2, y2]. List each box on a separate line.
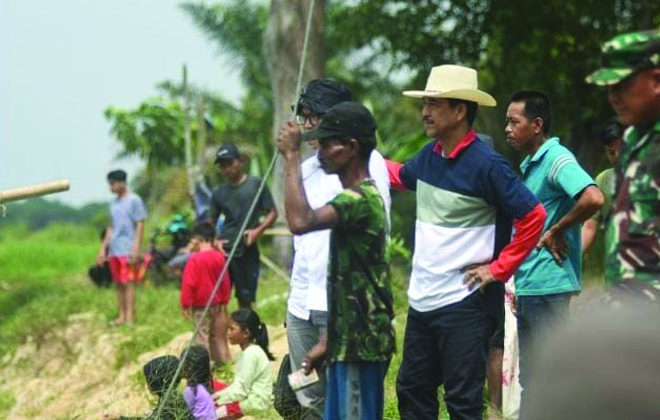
[0, 179, 71, 204]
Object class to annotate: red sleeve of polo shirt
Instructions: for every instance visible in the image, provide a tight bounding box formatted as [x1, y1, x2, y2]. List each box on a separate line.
[490, 203, 547, 281]
[180, 254, 196, 308]
[386, 160, 407, 191]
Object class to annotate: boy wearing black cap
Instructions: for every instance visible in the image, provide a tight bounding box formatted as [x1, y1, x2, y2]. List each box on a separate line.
[210, 144, 277, 309]
[278, 102, 395, 420]
[97, 169, 147, 327]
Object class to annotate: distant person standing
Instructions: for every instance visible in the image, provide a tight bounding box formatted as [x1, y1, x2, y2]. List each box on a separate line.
[97, 169, 147, 326]
[581, 121, 625, 254]
[210, 144, 278, 309]
[181, 222, 232, 367]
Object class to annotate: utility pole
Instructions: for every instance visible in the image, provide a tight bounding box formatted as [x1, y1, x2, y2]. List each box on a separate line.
[182, 64, 195, 198]
[196, 97, 207, 173]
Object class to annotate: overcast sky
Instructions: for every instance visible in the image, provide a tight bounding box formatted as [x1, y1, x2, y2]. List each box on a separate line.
[1, 0, 243, 206]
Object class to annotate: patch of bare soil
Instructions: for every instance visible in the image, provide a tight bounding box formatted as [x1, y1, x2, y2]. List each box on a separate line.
[0, 312, 288, 420]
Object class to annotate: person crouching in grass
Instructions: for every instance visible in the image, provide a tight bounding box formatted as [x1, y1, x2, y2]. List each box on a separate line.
[277, 102, 395, 420]
[181, 222, 232, 367]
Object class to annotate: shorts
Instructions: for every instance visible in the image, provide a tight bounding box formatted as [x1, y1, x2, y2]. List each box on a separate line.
[108, 255, 150, 284]
[325, 361, 389, 420]
[484, 281, 505, 349]
[228, 245, 260, 303]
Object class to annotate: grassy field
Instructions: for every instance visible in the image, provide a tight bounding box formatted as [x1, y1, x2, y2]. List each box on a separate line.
[0, 222, 607, 419]
[0, 223, 420, 419]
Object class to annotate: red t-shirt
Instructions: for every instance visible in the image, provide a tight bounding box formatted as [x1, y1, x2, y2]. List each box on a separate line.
[180, 249, 232, 308]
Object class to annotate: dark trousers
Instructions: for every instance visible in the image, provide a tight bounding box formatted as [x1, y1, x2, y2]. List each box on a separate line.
[517, 292, 572, 420]
[228, 244, 260, 305]
[397, 291, 490, 420]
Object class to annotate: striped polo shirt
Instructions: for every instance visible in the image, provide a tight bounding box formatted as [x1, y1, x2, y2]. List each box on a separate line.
[398, 131, 539, 312]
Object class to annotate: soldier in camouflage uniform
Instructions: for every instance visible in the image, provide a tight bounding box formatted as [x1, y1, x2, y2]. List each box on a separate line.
[586, 29, 660, 303]
[277, 102, 395, 420]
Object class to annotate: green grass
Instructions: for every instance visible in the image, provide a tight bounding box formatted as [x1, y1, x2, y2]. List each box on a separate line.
[0, 223, 459, 419]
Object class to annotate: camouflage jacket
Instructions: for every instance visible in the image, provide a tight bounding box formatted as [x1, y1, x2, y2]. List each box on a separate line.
[606, 119, 660, 300]
[327, 178, 395, 363]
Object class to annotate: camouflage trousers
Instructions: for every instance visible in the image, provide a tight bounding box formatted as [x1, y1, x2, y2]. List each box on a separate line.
[603, 278, 660, 307]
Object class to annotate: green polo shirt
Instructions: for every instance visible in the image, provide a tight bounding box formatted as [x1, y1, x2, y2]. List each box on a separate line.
[515, 137, 595, 296]
[590, 168, 615, 228]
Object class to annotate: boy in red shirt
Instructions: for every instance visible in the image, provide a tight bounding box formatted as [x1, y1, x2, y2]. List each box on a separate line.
[181, 222, 232, 366]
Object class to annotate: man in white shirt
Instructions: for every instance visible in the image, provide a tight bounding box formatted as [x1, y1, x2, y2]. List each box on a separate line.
[284, 79, 391, 419]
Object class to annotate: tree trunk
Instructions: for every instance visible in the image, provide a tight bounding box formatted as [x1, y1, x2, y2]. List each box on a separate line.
[264, 0, 325, 267]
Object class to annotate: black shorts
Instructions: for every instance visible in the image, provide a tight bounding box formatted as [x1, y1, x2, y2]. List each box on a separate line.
[228, 245, 260, 303]
[483, 281, 505, 349]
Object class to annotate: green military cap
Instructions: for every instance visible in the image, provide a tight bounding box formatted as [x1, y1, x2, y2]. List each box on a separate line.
[586, 30, 660, 86]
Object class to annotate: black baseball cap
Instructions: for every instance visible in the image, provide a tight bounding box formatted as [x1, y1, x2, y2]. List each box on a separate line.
[301, 102, 377, 142]
[214, 144, 240, 163]
[107, 169, 127, 182]
[292, 79, 353, 116]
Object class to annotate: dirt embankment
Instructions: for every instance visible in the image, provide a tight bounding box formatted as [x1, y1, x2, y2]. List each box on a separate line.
[0, 312, 288, 420]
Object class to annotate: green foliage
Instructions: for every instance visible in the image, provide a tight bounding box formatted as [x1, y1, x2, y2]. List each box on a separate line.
[0, 199, 108, 231]
[180, 0, 275, 175]
[104, 98, 186, 168]
[327, 0, 660, 173]
[0, 224, 103, 354]
[0, 390, 15, 416]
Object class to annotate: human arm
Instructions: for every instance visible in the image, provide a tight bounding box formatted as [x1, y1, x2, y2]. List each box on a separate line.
[464, 158, 547, 291]
[582, 218, 598, 253]
[277, 120, 339, 234]
[130, 220, 144, 265]
[385, 156, 419, 192]
[464, 203, 547, 291]
[214, 350, 261, 404]
[180, 258, 195, 317]
[302, 331, 327, 375]
[539, 185, 603, 265]
[244, 208, 278, 247]
[96, 226, 112, 265]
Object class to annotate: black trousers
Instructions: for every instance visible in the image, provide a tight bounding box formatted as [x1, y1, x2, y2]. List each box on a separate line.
[397, 291, 491, 420]
[228, 244, 260, 304]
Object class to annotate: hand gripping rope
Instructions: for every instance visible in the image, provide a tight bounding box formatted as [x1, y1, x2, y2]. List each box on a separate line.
[154, 1, 317, 417]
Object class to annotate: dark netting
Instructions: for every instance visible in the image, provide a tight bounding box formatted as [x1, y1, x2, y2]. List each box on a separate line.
[273, 353, 302, 420]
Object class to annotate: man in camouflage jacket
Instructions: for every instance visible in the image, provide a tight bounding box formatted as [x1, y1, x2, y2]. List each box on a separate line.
[587, 29, 660, 302]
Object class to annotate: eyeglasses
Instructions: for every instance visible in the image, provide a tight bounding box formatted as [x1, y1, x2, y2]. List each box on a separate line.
[295, 112, 319, 126]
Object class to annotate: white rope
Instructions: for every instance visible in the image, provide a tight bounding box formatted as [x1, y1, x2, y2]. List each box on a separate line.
[154, 1, 317, 416]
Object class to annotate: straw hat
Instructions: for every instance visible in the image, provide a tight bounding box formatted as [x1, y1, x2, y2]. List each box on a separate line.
[403, 65, 496, 107]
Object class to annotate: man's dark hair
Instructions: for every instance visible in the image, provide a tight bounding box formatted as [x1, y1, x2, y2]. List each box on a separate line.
[295, 78, 353, 117]
[510, 90, 553, 134]
[107, 169, 127, 182]
[192, 222, 215, 242]
[601, 120, 625, 145]
[447, 98, 478, 126]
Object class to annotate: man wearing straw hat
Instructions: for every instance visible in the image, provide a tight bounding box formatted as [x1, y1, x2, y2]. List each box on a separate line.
[388, 65, 547, 420]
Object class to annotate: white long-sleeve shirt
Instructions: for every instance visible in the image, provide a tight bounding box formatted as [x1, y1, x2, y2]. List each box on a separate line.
[287, 150, 391, 320]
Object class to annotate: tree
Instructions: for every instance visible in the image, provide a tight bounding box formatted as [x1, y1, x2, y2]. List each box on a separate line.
[104, 99, 186, 169]
[326, 0, 660, 172]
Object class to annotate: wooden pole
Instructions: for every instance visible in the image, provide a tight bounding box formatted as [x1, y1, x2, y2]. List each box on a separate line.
[0, 179, 71, 204]
[183, 64, 195, 197]
[196, 97, 207, 174]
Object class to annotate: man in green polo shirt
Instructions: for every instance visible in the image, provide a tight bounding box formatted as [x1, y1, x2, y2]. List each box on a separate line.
[505, 90, 603, 419]
[586, 29, 660, 304]
[581, 121, 625, 254]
